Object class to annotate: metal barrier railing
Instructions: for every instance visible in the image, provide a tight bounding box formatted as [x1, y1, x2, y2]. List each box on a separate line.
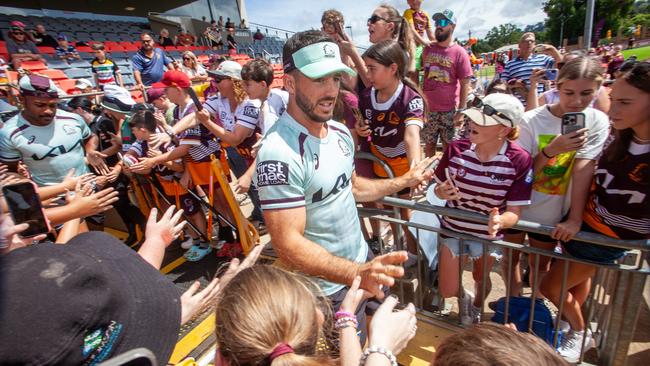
[357, 195, 648, 365]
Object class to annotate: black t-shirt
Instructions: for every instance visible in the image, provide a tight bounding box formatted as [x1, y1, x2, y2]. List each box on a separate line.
[32, 32, 59, 48]
[227, 34, 236, 50]
[159, 36, 174, 47]
[89, 115, 119, 167]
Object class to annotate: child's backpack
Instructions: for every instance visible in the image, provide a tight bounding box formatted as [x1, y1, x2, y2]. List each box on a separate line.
[491, 296, 562, 347]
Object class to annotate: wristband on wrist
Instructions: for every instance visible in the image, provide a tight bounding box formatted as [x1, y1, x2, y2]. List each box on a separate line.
[334, 311, 355, 320]
[334, 316, 358, 330]
[359, 345, 398, 366]
[541, 147, 554, 159]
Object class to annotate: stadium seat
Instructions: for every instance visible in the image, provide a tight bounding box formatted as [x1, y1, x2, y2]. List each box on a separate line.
[20, 60, 47, 72]
[77, 46, 93, 53]
[122, 74, 136, 86]
[37, 46, 56, 55]
[64, 68, 92, 79]
[56, 79, 79, 94]
[47, 59, 70, 69]
[38, 69, 68, 81]
[69, 59, 92, 68]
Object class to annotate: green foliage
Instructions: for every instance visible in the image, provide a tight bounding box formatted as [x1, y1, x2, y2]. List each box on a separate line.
[483, 23, 524, 49]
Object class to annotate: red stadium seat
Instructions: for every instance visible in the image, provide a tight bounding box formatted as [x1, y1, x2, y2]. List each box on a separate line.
[56, 79, 79, 94]
[108, 44, 126, 51]
[37, 46, 56, 54]
[6, 71, 19, 83]
[20, 60, 48, 72]
[0, 46, 7, 54]
[130, 90, 144, 103]
[123, 44, 139, 52]
[77, 46, 93, 53]
[38, 69, 68, 81]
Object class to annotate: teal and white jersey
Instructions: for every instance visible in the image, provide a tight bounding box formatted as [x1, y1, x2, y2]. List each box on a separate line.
[254, 113, 368, 295]
[0, 110, 91, 186]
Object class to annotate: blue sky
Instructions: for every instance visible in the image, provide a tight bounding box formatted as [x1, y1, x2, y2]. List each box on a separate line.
[246, 0, 547, 47]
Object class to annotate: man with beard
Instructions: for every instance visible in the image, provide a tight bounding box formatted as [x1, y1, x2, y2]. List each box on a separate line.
[132, 32, 174, 88]
[419, 9, 473, 157]
[254, 30, 435, 343]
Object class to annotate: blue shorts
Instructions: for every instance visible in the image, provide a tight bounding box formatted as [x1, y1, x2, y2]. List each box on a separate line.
[562, 223, 626, 264]
[440, 235, 501, 260]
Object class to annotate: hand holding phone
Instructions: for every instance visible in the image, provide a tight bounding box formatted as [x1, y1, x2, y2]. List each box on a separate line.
[2, 182, 51, 238]
[544, 68, 559, 81]
[561, 112, 586, 135]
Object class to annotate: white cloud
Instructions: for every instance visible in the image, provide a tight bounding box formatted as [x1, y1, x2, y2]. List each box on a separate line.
[246, 0, 546, 48]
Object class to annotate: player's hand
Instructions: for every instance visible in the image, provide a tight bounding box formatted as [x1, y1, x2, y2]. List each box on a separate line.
[356, 251, 408, 299]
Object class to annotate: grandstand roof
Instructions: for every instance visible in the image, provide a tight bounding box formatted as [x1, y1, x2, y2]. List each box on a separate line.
[1, 0, 196, 17]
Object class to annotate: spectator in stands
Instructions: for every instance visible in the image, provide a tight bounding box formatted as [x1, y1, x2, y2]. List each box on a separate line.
[91, 43, 124, 88]
[226, 28, 237, 54]
[607, 45, 625, 79]
[147, 87, 176, 125]
[225, 17, 235, 30]
[217, 16, 224, 29]
[158, 28, 174, 47]
[253, 30, 434, 343]
[355, 40, 426, 254]
[433, 93, 531, 325]
[215, 265, 417, 366]
[175, 28, 196, 47]
[6, 21, 44, 69]
[539, 62, 650, 364]
[433, 323, 569, 365]
[484, 78, 510, 95]
[54, 35, 80, 62]
[253, 28, 264, 42]
[205, 21, 223, 50]
[0, 211, 244, 365]
[503, 57, 610, 308]
[179, 51, 208, 82]
[29, 24, 59, 48]
[419, 9, 473, 158]
[239, 18, 248, 29]
[132, 32, 174, 87]
[0, 75, 107, 188]
[501, 32, 561, 107]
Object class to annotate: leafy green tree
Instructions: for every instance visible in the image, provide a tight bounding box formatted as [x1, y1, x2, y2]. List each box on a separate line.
[484, 23, 524, 49]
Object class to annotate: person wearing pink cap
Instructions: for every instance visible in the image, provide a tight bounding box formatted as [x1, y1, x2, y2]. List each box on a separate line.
[6, 21, 44, 69]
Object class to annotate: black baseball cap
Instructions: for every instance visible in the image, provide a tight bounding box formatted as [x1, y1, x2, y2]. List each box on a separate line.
[0, 232, 182, 364]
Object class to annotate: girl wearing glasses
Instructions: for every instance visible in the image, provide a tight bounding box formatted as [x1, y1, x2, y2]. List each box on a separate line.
[502, 57, 610, 340]
[355, 40, 426, 254]
[538, 62, 650, 363]
[179, 51, 208, 82]
[433, 93, 532, 326]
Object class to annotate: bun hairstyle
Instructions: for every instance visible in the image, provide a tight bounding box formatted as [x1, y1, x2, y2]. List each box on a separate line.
[215, 265, 335, 366]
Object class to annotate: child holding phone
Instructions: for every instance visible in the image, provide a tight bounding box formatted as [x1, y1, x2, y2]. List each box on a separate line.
[502, 57, 610, 320]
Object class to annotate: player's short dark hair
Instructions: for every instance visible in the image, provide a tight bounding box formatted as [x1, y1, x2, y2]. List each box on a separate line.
[282, 30, 331, 74]
[241, 59, 274, 86]
[128, 110, 157, 132]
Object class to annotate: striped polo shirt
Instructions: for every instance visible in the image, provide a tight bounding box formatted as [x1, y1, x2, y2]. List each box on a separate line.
[501, 54, 554, 104]
[434, 139, 533, 240]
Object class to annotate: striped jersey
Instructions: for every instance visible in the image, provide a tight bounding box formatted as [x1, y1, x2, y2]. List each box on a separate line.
[434, 139, 533, 240]
[176, 102, 221, 162]
[254, 113, 367, 295]
[501, 54, 554, 104]
[203, 96, 261, 160]
[128, 127, 181, 181]
[359, 82, 424, 159]
[91, 58, 120, 86]
[0, 110, 91, 186]
[583, 141, 649, 240]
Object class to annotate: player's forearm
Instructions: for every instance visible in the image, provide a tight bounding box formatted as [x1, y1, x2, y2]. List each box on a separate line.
[352, 174, 409, 202]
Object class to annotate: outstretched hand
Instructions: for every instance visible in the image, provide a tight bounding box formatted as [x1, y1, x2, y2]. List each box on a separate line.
[145, 206, 187, 247]
[369, 295, 417, 355]
[0, 214, 47, 253]
[357, 251, 408, 299]
[404, 157, 436, 190]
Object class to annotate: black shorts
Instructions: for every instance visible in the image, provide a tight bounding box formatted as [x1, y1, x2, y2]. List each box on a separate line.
[562, 223, 626, 264]
[505, 229, 557, 244]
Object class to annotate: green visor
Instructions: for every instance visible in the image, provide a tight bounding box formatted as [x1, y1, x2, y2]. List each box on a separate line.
[283, 42, 356, 79]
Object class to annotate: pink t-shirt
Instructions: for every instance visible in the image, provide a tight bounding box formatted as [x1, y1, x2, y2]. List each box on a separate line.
[422, 44, 473, 112]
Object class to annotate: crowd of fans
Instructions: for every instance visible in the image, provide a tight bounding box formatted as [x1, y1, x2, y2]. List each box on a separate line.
[0, 1, 648, 365]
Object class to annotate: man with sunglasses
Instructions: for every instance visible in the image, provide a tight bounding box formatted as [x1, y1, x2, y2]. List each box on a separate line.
[420, 9, 473, 157]
[131, 32, 175, 89]
[6, 21, 44, 69]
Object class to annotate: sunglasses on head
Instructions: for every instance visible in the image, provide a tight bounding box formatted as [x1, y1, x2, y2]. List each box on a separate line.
[435, 19, 452, 27]
[469, 96, 513, 127]
[368, 14, 389, 24]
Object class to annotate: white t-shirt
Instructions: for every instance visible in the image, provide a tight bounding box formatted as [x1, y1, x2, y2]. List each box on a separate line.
[203, 95, 261, 132]
[517, 105, 610, 224]
[261, 89, 288, 134]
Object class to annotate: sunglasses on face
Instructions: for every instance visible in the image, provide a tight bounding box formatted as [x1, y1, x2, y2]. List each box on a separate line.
[213, 76, 230, 83]
[183, 57, 191, 61]
[12, 30, 25, 35]
[141, 39, 153, 43]
[435, 19, 451, 28]
[368, 15, 389, 24]
[469, 97, 513, 127]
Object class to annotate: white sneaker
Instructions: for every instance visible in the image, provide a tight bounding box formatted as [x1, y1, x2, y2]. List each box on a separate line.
[471, 305, 481, 324]
[459, 289, 475, 325]
[559, 329, 594, 363]
[551, 314, 571, 333]
[180, 237, 195, 250]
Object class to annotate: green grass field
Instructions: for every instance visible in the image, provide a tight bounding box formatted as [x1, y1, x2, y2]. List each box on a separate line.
[622, 45, 650, 61]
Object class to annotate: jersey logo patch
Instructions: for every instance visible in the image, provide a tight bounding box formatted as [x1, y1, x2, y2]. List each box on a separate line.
[27, 136, 36, 144]
[257, 160, 289, 186]
[323, 44, 336, 58]
[243, 106, 259, 119]
[388, 111, 401, 125]
[62, 125, 77, 135]
[524, 168, 534, 184]
[338, 139, 351, 157]
[364, 109, 372, 120]
[408, 98, 424, 113]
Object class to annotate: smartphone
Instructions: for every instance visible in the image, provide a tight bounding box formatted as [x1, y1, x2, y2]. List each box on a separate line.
[544, 68, 559, 81]
[333, 21, 346, 39]
[561, 112, 586, 135]
[2, 181, 51, 238]
[533, 44, 545, 53]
